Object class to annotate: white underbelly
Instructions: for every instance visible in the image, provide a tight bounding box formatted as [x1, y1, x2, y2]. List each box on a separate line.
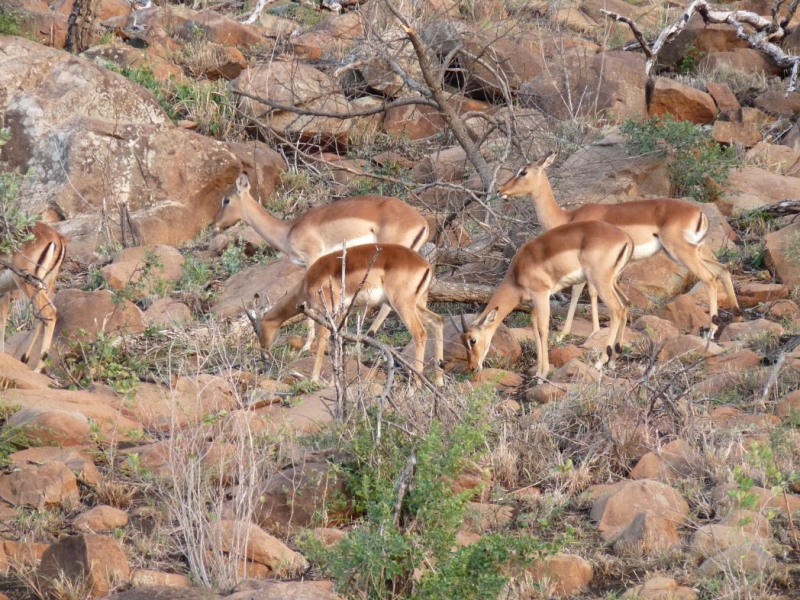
[632, 238, 663, 260]
[345, 286, 387, 309]
[554, 268, 585, 291]
[327, 234, 379, 255]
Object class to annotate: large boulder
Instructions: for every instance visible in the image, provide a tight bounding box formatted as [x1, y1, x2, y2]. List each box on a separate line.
[648, 77, 717, 124]
[37, 535, 130, 597]
[233, 60, 352, 151]
[519, 51, 646, 122]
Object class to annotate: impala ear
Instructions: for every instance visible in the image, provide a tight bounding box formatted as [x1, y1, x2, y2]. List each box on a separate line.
[485, 308, 499, 325]
[539, 153, 556, 170]
[236, 173, 251, 192]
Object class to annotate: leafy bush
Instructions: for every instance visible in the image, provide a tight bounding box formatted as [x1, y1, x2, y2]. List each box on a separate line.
[620, 115, 741, 202]
[0, 167, 36, 256]
[0, 9, 22, 36]
[301, 391, 556, 599]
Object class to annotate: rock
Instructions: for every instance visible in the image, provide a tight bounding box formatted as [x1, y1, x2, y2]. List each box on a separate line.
[717, 166, 800, 215]
[630, 439, 700, 483]
[174, 9, 264, 47]
[53, 290, 144, 341]
[550, 358, 602, 384]
[143, 298, 194, 327]
[704, 349, 762, 374]
[697, 543, 776, 577]
[464, 501, 513, 530]
[689, 524, 760, 559]
[776, 390, 800, 418]
[649, 77, 717, 125]
[765, 222, 800, 288]
[82, 43, 184, 83]
[225, 580, 343, 600]
[383, 103, 447, 140]
[622, 576, 698, 599]
[0, 353, 55, 390]
[73, 505, 130, 533]
[233, 60, 351, 151]
[520, 51, 646, 122]
[717, 318, 784, 343]
[11, 10, 69, 47]
[410, 146, 470, 184]
[0, 540, 48, 570]
[745, 141, 800, 175]
[590, 479, 690, 539]
[525, 553, 593, 597]
[657, 335, 723, 362]
[631, 315, 680, 344]
[211, 259, 305, 319]
[8, 446, 102, 485]
[709, 405, 778, 429]
[611, 512, 682, 556]
[718, 509, 772, 539]
[706, 81, 741, 113]
[712, 483, 800, 514]
[0, 462, 79, 510]
[130, 571, 191, 588]
[656, 295, 713, 335]
[108, 585, 222, 599]
[257, 389, 335, 436]
[754, 89, 800, 116]
[526, 381, 571, 404]
[712, 121, 762, 147]
[2, 388, 144, 446]
[208, 520, 307, 576]
[37, 534, 130, 597]
[698, 49, 779, 77]
[472, 368, 523, 391]
[735, 282, 789, 308]
[100, 245, 185, 299]
[242, 462, 348, 532]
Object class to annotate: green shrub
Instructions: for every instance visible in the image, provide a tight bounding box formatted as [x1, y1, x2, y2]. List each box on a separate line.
[0, 167, 36, 256]
[301, 391, 556, 599]
[620, 115, 741, 202]
[0, 9, 23, 36]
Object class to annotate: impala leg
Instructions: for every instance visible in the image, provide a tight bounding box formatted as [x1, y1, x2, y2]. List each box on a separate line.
[592, 275, 630, 371]
[299, 318, 316, 354]
[531, 294, 552, 379]
[366, 303, 392, 337]
[588, 283, 600, 333]
[410, 318, 429, 388]
[311, 326, 331, 383]
[561, 282, 584, 335]
[419, 307, 444, 386]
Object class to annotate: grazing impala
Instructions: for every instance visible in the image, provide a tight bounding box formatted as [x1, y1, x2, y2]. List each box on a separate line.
[248, 244, 444, 386]
[0, 222, 67, 371]
[461, 221, 633, 379]
[499, 154, 739, 338]
[214, 173, 430, 347]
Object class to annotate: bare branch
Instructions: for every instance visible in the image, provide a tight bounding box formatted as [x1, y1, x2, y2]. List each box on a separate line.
[600, 10, 654, 61]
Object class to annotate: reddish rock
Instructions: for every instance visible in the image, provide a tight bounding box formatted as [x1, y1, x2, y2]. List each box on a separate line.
[130, 570, 190, 588]
[754, 89, 800, 117]
[0, 462, 79, 510]
[525, 553, 593, 597]
[630, 439, 700, 483]
[712, 121, 762, 147]
[631, 315, 680, 344]
[698, 49, 779, 77]
[383, 104, 446, 141]
[37, 534, 130, 597]
[209, 520, 307, 576]
[9, 447, 102, 485]
[765, 221, 800, 288]
[611, 512, 682, 555]
[776, 390, 800, 418]
[73, 506, 130, 533]
[705, 349, 762, 374]
[0, 540, 48, 570]
[718, 166, 800, 215]
[690, 524, 761, 559]
[745, 142, 800, 175]
[526, 382, 571, 404]
[143, 298, 193, 326]
[717, 318, 784, 342]
[718, 509, 772, 539]
[211, 259, 305, 319]
[53, 290, 144, 341]
[81, 44, 184, 83]
[697, 543, 776, 577]
[0, 353, 55, 390]
[655, 294, 712, 335]
[706, 81, 741, 113]
[549, 344, 586, 367]
[590, 479, 690, 539]
[735, 282, 789, 308]
[622, 576, 698, 599]
[657, 335, 723, 363]
[649, 77, 717, 124]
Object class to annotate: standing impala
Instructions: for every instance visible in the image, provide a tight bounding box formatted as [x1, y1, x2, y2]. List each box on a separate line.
[214, 173, 430, 347]
[499, 154, 739, 339]
[461, 221, 633, 379]
[0, 222, 67, 372]
[249, 244, 444, 387]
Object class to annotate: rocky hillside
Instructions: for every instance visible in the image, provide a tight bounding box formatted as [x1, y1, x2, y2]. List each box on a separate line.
[1, 0, 800, 598]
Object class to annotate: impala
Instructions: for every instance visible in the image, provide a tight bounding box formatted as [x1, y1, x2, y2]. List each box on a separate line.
[461, 221, 633, 378]
[248, 243, 444, 386]
[0, 222, 67, 371]
[214, 173, 430, 348]
[499, 154, 739, 338]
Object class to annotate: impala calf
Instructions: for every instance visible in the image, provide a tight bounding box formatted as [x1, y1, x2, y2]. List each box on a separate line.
[249, 244, 444, 386]
[0, 222, 67, 372]
[499, 154, 739, 338]
[461, 221, 633, 379]
[215, 173, 430, 348]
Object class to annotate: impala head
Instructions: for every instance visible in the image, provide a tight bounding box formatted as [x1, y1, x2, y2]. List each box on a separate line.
[213, 173, 252, 231]
[498, 153, 556, 198]
[459, 309, 498, 372]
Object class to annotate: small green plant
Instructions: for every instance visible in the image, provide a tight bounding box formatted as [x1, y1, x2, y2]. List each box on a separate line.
[57, 329, 143, 394]
[0, 168, 36, 256]
[620, 115, 741, 202]
[177, 254, 213, 293]
[300, 391, 556, 599]
[220, 242, 247, 275]
[678, 46, 707, 74]
[0, 9, 23, 36]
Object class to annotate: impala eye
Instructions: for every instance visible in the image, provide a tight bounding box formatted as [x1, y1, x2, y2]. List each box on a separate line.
[222, 197, 230, 206]
[518, 169, 526, 177]
[469, 338, 477, 347]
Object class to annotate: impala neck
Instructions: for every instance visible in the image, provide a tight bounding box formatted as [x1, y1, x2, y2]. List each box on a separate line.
[240, 196, 293, 254]
[480, 279, 523, 336]
[531, 176, 569, 230]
